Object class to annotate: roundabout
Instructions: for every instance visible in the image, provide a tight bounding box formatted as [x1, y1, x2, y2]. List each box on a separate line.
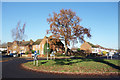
[21, 58, 120, 78]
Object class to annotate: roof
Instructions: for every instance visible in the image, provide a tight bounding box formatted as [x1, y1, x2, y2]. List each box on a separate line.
[33, 39, 43, 45]
[19, 41, 30, 46]
[0, 45, 7, 48]
[87, 42, 116, 50]
[87, 42, 97, 48]
[71, 47, 78, 50]
[0, 43, 7, 48]
[7, 42, 13, 47]
[7, 40, 33, 47]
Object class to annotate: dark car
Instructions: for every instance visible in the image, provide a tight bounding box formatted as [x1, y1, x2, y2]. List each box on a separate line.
[9, 53, 14, 57]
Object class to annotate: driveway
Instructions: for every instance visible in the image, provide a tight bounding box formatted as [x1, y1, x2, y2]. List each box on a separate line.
[1, 57, 120, 79]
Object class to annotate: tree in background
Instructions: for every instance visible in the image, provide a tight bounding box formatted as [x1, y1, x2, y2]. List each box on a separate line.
[11, 21, 26, 41]
[44, 42, 51, 55]
[47, 9, 91, 55]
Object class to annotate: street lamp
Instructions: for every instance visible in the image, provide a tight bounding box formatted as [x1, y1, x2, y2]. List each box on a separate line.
[47, 38, 49, 60]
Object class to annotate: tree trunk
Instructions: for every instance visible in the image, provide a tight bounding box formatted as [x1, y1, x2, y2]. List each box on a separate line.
[65, 44, 68, 56]
[65, 39, 68, 56]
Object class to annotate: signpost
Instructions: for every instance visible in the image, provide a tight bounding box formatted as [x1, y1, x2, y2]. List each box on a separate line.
[107, 52, 114, 59]
[107, 53, 109, 59]
[33, 51, 38, 66]
[109, 52, 114, 60]
[50, 51, 55, 60]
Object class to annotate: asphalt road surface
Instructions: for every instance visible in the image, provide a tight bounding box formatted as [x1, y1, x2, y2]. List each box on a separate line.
[1, 57, 120, 79]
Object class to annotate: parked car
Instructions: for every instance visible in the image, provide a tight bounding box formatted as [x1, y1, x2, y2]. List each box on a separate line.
[32, 54, 34, 57]
[9, 53, 14, 57]
[13, 54, 18, 57]
[8, 53, 18, 57]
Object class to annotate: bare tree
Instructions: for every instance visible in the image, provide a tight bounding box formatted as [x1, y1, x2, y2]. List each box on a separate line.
[47, 9, 91, 55]
[11, 21, 26, 41]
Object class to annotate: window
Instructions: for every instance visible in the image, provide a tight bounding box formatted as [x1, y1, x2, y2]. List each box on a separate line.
[36, 45, 38, 48]
[41, 50, 43, 54]
[42, 44, 44, 48]
[25, 48, 26, 52]
[33, 47, 35, 50]
[57, 48, 59, 51]
[20, 47, 24, 49]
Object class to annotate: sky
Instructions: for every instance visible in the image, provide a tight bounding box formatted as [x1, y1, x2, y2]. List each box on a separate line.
[1, 2, 118, 49]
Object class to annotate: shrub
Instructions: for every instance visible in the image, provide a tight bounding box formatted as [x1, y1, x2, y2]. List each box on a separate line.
[56, 53, 61, 56]
[25, 51, 29, 55]
[102, 51, 107, 55]
[74, 51, 86, 57]
[31, 50, 35, 54]
[77, 48, 80, 52]
[55, 52, 65, 56]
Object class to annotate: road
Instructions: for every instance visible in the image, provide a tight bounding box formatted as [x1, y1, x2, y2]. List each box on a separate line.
[1, 57, 120, 79]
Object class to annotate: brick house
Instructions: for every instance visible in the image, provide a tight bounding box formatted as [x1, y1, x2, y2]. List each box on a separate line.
[7, 40, 34, 54]
[32, 36, 64, 57]
[0, 44, 7, 52]
[7, 36, 64, 57]
[80, 41, 117, 54]
[80, 41, 106, 54]
[80, 41, 93, 53]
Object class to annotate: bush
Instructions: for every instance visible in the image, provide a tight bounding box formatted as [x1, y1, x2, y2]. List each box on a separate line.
[31, 50, 35, 54]
[74, 51, 86, 57]
[102, 51, 107, 55]
[77, 48, 80, 52]
[25, 51, 29, 55]
[56, 53, 65, 56]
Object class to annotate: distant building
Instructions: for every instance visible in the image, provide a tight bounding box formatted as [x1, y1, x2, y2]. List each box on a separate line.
[80, 41, 117, 54]
[0, 42, 7, 51]
[7, 40, 34, 54]
[7, 36, 64, 57]
[0, 46, 7, 51]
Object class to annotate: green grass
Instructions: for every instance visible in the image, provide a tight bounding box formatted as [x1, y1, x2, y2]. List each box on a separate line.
[24, 58, 120, 73]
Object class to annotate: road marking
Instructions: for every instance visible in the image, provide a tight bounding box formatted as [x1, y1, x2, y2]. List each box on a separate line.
[0, 60, 9, 62]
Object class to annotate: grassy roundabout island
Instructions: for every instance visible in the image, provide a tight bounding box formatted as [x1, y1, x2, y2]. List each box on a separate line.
[22, 58, 120, 74]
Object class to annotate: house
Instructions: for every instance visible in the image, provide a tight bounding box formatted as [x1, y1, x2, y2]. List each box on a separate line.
[71, 48, 78, 52]
[0, 43, 7, 52]
[7, 36, 64, 57]
[32, 39, 43, 53]
[80, 41, 117, 55]
[80, 41, 93, 53]
[32, 36, 64, 57]
[0, 46, 7, 52]
[7, 40, 34, 54]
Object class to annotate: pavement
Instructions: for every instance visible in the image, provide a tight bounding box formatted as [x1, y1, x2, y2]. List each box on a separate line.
[1, 56, 120, 79]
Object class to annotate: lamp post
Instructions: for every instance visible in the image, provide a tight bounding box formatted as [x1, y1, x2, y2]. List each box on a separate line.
[47, 38, 49, 60]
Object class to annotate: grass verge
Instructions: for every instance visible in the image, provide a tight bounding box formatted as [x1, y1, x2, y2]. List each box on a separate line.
[23, 58, 120, 73]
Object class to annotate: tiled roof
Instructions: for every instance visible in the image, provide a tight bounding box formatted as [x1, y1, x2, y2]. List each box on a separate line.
[19, 41, 30, 46]
[33, 39, 43, 45]
[87, 42, 97, 48]
[7, 42, 13, 47]
[7, 40, 33, 46]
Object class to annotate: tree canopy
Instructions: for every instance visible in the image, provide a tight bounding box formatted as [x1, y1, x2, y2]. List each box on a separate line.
[11, 21, 26, 41]
[47, 9, 91, 55]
